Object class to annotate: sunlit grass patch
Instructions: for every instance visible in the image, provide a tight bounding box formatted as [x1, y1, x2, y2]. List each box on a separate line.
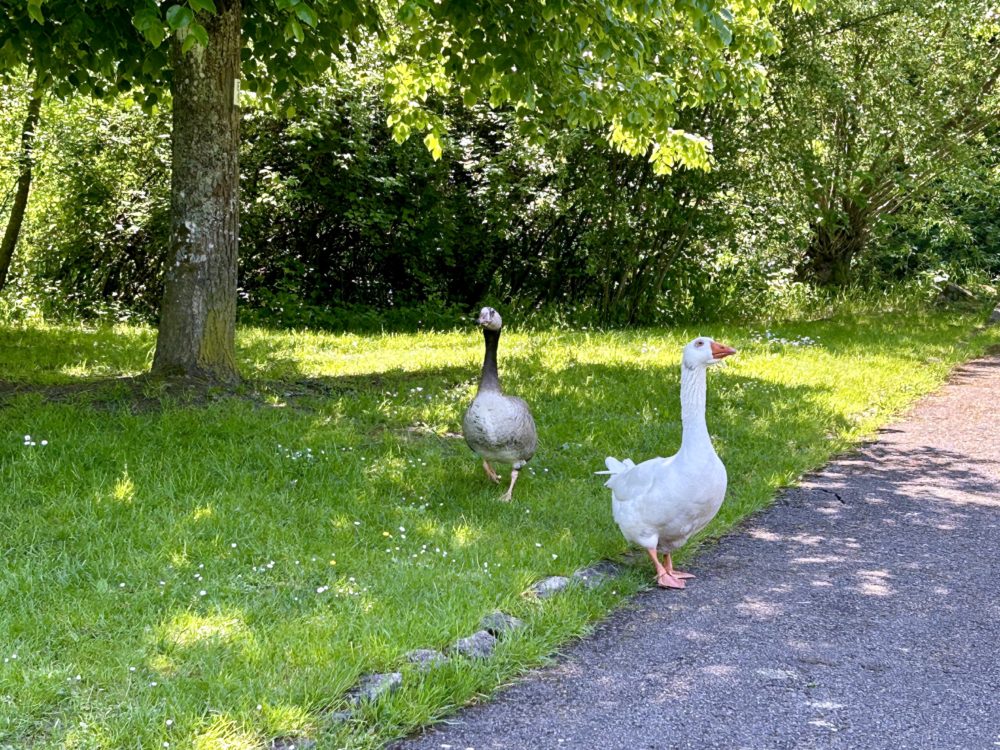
[0, 310, 997, 748]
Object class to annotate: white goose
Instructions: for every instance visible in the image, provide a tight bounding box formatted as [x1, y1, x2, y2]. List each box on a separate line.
[463, 307, 537, 501]
[601, 336, 736, 589]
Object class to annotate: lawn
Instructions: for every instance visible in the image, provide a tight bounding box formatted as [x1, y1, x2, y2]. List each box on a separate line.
[0, 311, 997, 749]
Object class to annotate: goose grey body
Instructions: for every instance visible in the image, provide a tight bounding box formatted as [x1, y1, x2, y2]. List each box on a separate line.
[463, 390, 537, 466]
[462, 307, 537, 500]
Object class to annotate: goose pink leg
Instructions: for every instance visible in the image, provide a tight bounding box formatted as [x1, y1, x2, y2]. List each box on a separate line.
[647, 548, 685, 589]
[481, 459, 500, 483]
[663, 552, 695, 580]
[499, 467, 520, 502]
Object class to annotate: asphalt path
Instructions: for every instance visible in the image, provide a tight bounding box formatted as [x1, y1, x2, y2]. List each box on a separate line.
[393, 354, 1000, 750]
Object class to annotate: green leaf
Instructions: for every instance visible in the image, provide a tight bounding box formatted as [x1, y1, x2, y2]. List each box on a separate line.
[709, 14, 732, 46]
[189, 0, 218, 13]
[295, 4, 319, 27]
[423, 131, 443, 160]
[284, 16, 305, 42]
[166, 4, 194, 30]
[27, 0, 44, 24]
[142, 48, 169, 74]
[189, 21, 209, 47]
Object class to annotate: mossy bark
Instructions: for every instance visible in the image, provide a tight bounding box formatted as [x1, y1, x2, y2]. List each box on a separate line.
[151, 0, 241, 382]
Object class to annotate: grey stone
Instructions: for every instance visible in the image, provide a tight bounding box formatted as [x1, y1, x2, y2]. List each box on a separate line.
[989, 302, 1000, 324]
[479, 610, 524, 636]
[935, 281, 978, 307]
[529, 575, 570, 598]
[270, 738, 316, 750]
[326, 710, 352, 724]
[573, 561, 623, 589]
[347, 671, 402, 704]
[405, 648, 448, 669]
[451, 629, 497, 659]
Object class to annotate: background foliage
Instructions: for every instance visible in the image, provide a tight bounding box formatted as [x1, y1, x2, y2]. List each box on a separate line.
[1, 0, 998, 330]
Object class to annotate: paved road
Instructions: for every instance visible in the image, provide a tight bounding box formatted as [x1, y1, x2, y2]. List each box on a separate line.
[394, 355, 1000, 750]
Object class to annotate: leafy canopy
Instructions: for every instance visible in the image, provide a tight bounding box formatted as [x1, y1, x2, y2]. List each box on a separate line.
[1, 0, 810, 171]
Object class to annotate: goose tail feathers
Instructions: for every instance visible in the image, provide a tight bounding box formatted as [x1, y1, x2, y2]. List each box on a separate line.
[595, 456, 635, 484]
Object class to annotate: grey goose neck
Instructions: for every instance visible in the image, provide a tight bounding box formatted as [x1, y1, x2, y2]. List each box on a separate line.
[478, 328, 502, 393]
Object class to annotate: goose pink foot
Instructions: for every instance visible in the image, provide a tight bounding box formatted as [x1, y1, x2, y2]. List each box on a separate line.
[663, 553, 695, 580]
[656, 571, 687, 589]
[648, 548, 686, 590]
[482, 459, 500, 483]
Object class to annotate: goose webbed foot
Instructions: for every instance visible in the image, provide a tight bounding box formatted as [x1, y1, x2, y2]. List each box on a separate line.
[481, 459, 500, 483]
[656, 571, 687, 589]
[647, 548, 686, 590]
[662, 552, 694, 580]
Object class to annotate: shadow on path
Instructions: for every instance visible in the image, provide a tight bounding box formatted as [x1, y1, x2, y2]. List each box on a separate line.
[393, 355, 1000, 750]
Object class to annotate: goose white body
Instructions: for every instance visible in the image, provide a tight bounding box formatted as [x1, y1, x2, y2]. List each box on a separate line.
[607, 451, 727, 552]
[601, 336, 735, 588]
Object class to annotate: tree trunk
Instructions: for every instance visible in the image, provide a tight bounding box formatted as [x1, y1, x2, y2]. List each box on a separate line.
[801, 197, 870, 286]
[152, 0, 241, 382]
[0, 90, 42, 293]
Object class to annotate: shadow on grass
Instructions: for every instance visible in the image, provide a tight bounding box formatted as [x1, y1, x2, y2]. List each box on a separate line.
[0, 315, 995, 747]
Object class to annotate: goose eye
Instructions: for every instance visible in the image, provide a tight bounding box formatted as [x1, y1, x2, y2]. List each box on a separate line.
[694, 340, 704, 347]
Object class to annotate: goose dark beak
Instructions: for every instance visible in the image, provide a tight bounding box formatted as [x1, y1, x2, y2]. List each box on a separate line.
[711, 341, 737, 360]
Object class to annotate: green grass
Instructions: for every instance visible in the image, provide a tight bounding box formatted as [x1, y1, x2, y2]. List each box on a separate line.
[0, 311, 998, 749]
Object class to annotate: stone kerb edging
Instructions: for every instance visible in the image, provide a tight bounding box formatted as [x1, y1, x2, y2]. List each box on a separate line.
[288, 558, 626, 744]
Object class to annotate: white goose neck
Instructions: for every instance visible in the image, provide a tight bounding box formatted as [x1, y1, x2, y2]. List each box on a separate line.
[678, 363, 714, 457]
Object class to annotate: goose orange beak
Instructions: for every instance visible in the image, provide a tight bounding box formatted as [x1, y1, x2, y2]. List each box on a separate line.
[711, 341, 737, 360]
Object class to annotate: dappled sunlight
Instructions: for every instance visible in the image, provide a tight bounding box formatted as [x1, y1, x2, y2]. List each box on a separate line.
[857, 571, 894, 598]
[192, 505, 215, 522]
[791, 555, 846, 565]
[735, 597, 784, 619]
[111, 469, 135, 506]
[191, 714, 259, 750]
[160, 612, 253, 650]
[451, 523, 482, 548]
[701, 664, 738, 678]
[2, 314, 997, 748]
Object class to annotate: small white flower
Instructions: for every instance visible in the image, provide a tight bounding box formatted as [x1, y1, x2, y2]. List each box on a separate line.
[166, 719, 173, 726]
[199, 590, 207, 596]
